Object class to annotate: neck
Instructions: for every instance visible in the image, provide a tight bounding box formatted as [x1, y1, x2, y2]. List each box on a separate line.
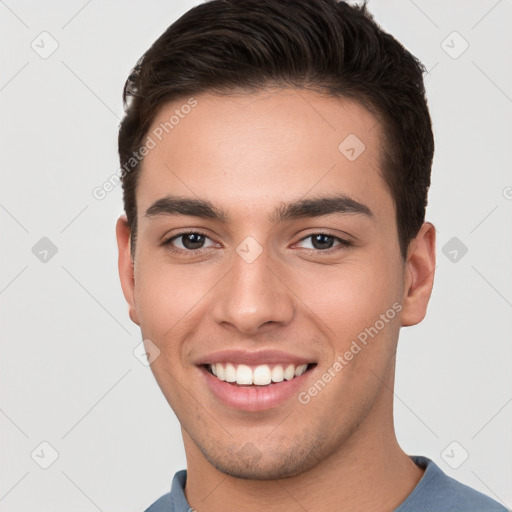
[183, 374, 424, 511]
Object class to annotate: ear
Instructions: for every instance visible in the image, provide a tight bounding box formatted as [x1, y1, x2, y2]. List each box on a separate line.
[400, 222, 436, 327]
[116, 215, 140, 326]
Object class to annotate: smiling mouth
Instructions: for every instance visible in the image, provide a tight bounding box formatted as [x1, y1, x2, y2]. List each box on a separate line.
[205, 362, 316, 386]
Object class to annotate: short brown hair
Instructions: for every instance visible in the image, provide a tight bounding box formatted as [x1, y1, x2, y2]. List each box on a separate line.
[118, 0, 434, 259]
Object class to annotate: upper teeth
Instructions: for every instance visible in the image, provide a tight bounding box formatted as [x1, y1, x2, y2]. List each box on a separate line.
[210, 363, 308, 386]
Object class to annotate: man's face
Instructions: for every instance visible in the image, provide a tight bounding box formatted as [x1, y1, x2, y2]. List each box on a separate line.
[118, 89, 419, 479]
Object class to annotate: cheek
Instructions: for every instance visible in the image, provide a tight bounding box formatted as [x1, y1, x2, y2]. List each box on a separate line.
[132, 254, 213, 348]
[290, 256, 402, 341]
[132, 257, 214, 408]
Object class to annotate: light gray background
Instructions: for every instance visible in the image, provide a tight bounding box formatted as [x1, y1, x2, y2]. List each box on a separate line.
[1, 1, 511, 511]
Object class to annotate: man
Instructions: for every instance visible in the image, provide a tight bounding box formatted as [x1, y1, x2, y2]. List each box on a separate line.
[115, 1, 507, 510]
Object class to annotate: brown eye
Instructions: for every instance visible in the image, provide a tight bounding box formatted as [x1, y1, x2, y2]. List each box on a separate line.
[180, 233, 206, 249]
[164, 231, 217, 251]
[297, 233, 350, 251]
[311, 234, 336, 250]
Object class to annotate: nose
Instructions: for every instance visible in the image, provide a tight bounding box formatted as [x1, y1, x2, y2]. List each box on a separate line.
[211, 249, 295, 336]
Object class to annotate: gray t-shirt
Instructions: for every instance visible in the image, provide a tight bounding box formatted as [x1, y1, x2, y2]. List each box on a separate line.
[144, 455, 508, 511]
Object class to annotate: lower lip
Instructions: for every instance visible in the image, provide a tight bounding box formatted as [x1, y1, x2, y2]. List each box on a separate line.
[200, 366, 313, 412]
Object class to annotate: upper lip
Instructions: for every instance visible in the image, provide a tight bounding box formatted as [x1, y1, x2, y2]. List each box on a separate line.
[194, 349, 315, 366]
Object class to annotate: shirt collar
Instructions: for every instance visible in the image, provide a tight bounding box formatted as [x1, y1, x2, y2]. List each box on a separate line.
[170, 470, 190, 512]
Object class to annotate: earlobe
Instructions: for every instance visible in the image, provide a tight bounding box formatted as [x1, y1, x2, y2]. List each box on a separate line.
[400, 222, 436, 327]
[115, 215, 140, 326]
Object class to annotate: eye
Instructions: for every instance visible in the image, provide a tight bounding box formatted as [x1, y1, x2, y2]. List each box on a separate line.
[296, 233, 351, 251]
[164, 231, 218, 251]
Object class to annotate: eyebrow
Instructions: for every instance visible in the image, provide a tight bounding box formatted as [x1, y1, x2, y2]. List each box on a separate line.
[144, 194, 373, 223]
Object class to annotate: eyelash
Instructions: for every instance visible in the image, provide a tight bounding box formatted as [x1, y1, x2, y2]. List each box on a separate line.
[161, 230, 352, 256]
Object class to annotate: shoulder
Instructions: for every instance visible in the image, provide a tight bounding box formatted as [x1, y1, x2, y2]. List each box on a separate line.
[396, 455, 509, 512]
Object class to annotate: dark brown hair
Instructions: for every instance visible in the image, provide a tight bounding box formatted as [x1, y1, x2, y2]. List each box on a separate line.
[118, 0, 434, 259]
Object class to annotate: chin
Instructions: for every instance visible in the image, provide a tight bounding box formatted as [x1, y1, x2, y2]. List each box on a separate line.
[199, 437, 323, 481]
[208, 456, 309, 481]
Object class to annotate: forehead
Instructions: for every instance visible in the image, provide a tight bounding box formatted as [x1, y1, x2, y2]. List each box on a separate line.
[137, 88, 392, 220]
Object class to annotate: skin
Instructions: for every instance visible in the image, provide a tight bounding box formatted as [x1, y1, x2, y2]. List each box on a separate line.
[116, 88, 436, 512]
